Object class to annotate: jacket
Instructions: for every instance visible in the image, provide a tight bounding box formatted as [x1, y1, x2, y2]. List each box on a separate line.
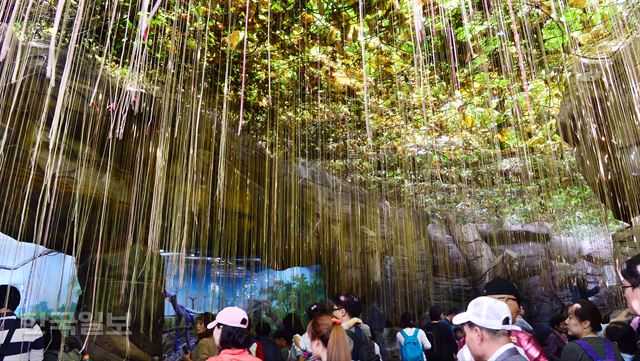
[512, 329, 548, 361]
[544, 330, 567, 361]
[494, 346, 529, 361]
[207, 349, 262, 361]
[193, 337, 219, 361]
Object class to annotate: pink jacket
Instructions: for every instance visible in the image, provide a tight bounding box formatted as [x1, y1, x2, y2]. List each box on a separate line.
[511, 329, 548, 361]
[206, 349, 262, 361]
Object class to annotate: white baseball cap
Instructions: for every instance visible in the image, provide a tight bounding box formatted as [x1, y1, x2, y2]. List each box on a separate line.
[452, 296, 518, 331]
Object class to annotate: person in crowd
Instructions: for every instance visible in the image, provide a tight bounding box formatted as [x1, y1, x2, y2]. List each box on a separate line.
[273, 330, 291, 361]
[453, 296, 527, 361]
[515, 307, 534, 333]
[292, 302, 329, 360]
[560, 299, 623, 361]
[283, 313, 305, 361]
[620, 254, 640, 315]
[0, 284, 44, 360]
[255, 321, 284, 361]
[482, 277, 548, 361]
[364, 307, 390, 361]
[454, 327, 464, 343]
[41, 319, 62, 361]
[396, 312, 430, 361]
[423, 306, 456, 361]
[331, 292, 380, 361]
[442, 308, 460, 335]
[544, 314, 568, 361]
[206, 306, 261, 361]
[604, 321, 638, 361]
[306, 314, 351, 361]
[370, 325, 390, 361]
[597, 312, 612, 338]
[570, 276, 601, 303]
[61, 336, 83, 361]
[184, 312, 219, 361]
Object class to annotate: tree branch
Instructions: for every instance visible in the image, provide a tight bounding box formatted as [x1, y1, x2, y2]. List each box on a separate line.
[0, 249, 56, 271]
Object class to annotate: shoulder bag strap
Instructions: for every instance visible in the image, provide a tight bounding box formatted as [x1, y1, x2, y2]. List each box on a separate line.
[355, 325, 367, 343]
[574, 339, 602, 361]
[603, 339, 615, 360]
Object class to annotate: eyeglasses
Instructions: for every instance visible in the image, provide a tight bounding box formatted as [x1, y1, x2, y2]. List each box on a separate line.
[332, 307, 343, 311]
[620, 284, 634, 291]
[494, 296, 518, 303]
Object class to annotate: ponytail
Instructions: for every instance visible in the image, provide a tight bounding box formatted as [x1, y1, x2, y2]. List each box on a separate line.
[326, 323, 350, 361]
[307, 315, 351, 361]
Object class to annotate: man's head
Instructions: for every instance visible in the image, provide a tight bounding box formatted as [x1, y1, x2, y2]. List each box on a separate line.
[620, 253, 640, 315]
[453, 297, 515, 361]
[445, 307, 460, 322]
[331, 293, 361, 321]
[483, 277, 522, 323]
[0, 285, 20, 311]
[429, 305, 443, 322]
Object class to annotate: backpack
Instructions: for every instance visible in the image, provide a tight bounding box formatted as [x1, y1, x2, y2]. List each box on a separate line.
[400, 329, 424, 361]
[346, 326, 379, 361]
[573, 339, 615, 361]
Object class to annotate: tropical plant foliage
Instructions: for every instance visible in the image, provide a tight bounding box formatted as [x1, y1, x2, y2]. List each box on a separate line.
[12, 0, 639, 227]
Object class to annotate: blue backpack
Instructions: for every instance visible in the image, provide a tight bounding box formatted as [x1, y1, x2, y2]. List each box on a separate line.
[400, 329, 423, 361]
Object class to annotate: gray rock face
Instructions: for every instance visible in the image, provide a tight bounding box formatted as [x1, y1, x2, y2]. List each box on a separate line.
[613, 225, 640, 263]
[424, 221, 623, 340]
[432, 276, 474, 305]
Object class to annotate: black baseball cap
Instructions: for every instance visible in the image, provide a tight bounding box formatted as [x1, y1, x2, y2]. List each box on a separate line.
[483, 277, 524, 302]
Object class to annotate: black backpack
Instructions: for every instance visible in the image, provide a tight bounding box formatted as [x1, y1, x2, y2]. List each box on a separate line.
[346, 326, 379, 361]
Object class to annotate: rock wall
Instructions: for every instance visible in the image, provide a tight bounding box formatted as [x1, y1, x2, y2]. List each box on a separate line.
[557, 32, 640, 301]
[417, 220, 623, 339]
[558, 34, 640, 223]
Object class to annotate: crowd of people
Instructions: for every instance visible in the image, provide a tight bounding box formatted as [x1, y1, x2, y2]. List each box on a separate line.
[180, 253, 640, 361]
[4, 254, 640, 360]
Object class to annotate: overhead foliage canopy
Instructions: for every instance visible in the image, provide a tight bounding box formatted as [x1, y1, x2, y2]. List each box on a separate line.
[8, 0, 639, 227]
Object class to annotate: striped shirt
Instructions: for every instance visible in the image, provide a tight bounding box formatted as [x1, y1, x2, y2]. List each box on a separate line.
[0, 313, 44, 361]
